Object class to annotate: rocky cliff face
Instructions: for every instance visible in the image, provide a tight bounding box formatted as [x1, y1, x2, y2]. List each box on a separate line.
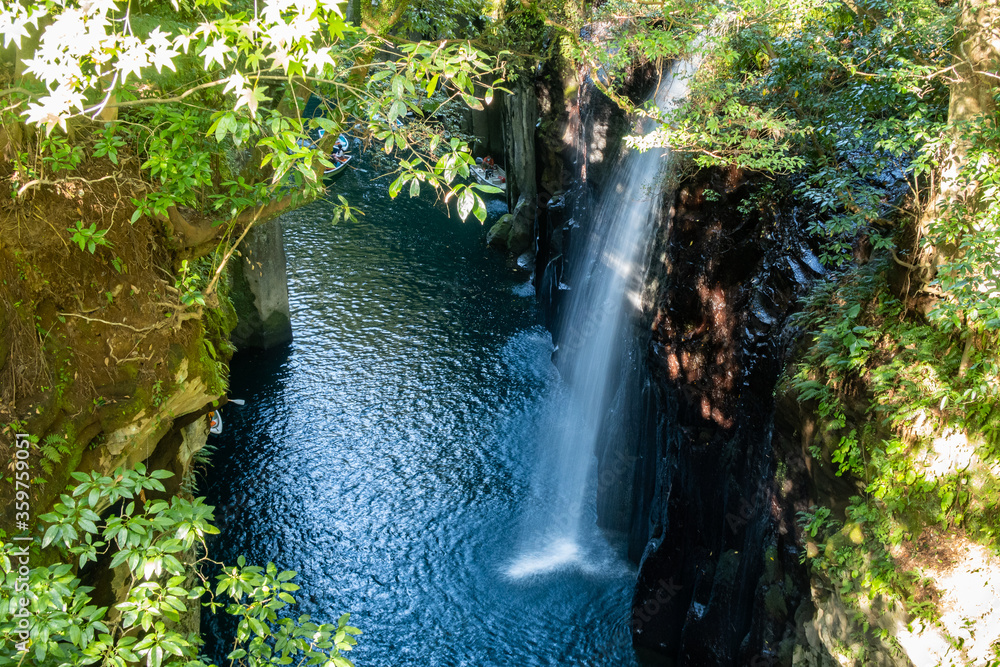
[0, 164, 236, 536]
[533, 58, 654, 333]
[484, 49, 648, 275]
[486, 49, 996, 666]
[0, 166, 246, 648]
[230, 220, 293, 350]
[626, 170, 825, 665]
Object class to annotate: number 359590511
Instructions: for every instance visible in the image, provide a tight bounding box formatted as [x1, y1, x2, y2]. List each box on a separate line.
[14, 435, 31, 522]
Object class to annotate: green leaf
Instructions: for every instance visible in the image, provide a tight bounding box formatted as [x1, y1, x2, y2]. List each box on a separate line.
[212, 117, 227, 143]
[457, 189, 474, 220]
[940, 490, 955, 512]
[389, 100, 406, 123]
[43, 523, 60, 548]
[389, 175, 404, 199]
[472, 195, 486, 223]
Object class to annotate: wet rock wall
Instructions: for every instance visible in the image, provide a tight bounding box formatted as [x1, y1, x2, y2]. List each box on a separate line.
[628, 171, 824, 665]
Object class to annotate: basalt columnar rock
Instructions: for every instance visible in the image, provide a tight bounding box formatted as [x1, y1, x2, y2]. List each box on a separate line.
[485, 44, 950, 664]
[501, 78, 538, 213]
[229, 220, 294, 350]
[474, 75, 539, 265]
[534, 129, 825, 661]
[627, 170, 825, 664]
[486, 213, 513, 249]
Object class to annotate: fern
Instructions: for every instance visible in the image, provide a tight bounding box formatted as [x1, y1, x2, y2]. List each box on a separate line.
[41, 444, 62, 464]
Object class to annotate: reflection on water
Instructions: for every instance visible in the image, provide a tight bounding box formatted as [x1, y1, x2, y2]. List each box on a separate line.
[202, 163, 638, 667]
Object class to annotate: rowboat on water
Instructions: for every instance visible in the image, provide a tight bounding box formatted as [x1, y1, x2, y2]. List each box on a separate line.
[208, 399, 244, 436]
[208, 409, 223, 435]
[322, 131, 353, 179]
[472, 156, 506, 191]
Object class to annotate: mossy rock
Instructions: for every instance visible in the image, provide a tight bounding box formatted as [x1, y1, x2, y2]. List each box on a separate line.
[507, 212, 533, 256]
[487, 214, 514, 249]
[764, 585, 788, 619]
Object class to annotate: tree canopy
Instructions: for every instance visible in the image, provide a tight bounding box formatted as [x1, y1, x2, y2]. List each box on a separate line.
[1, 0, 510, 310]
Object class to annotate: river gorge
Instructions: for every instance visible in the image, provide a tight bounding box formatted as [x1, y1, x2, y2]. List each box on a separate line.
[4, 3, 999, 663]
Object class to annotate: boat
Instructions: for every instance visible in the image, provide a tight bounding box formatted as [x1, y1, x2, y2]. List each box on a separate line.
[372, 111, 409, 129]
[208, 409, 222, 435]
[322, 132, 353, 179]
[324, 153, 353, 178]
[318, 130, 349, 149]
[294, 130, 353, 180]
[208, 399, 243, 436]
[472, 157, 506, 191]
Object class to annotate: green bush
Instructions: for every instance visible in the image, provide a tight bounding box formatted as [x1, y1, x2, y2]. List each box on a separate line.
[0, 463, 360, 667]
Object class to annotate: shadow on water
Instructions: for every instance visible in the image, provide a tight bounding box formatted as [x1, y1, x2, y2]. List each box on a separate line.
[200, 155, 639, 667]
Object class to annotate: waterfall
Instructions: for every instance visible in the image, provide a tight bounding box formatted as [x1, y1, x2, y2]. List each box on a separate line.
[507, 59, 699, 578]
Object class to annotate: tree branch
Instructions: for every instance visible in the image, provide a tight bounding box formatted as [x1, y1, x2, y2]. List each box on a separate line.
[0, 87, 34, 98]
[17, 174, 122, 197]
[890, 248, 926, 271]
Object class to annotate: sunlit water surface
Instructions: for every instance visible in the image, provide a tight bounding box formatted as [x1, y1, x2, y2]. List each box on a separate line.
[202, 162, 638, 667]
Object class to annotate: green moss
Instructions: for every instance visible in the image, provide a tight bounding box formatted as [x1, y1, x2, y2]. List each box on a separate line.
[208, 281, 240, 352]
[98, 390, 155, 434]
[188, 263, 238, 399]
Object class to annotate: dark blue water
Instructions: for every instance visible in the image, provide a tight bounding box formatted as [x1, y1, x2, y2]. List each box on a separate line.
[203, 161, 638, 667]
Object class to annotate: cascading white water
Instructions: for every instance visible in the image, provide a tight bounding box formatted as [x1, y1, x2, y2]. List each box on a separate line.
[507, 58, 699, 578]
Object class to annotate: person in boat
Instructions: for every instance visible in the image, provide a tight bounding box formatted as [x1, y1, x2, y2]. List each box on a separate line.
[332, 139, 352, 166]
[483, 155, 495, 180]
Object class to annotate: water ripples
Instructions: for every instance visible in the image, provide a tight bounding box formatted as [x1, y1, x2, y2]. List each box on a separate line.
[203, 166, 638, 666]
